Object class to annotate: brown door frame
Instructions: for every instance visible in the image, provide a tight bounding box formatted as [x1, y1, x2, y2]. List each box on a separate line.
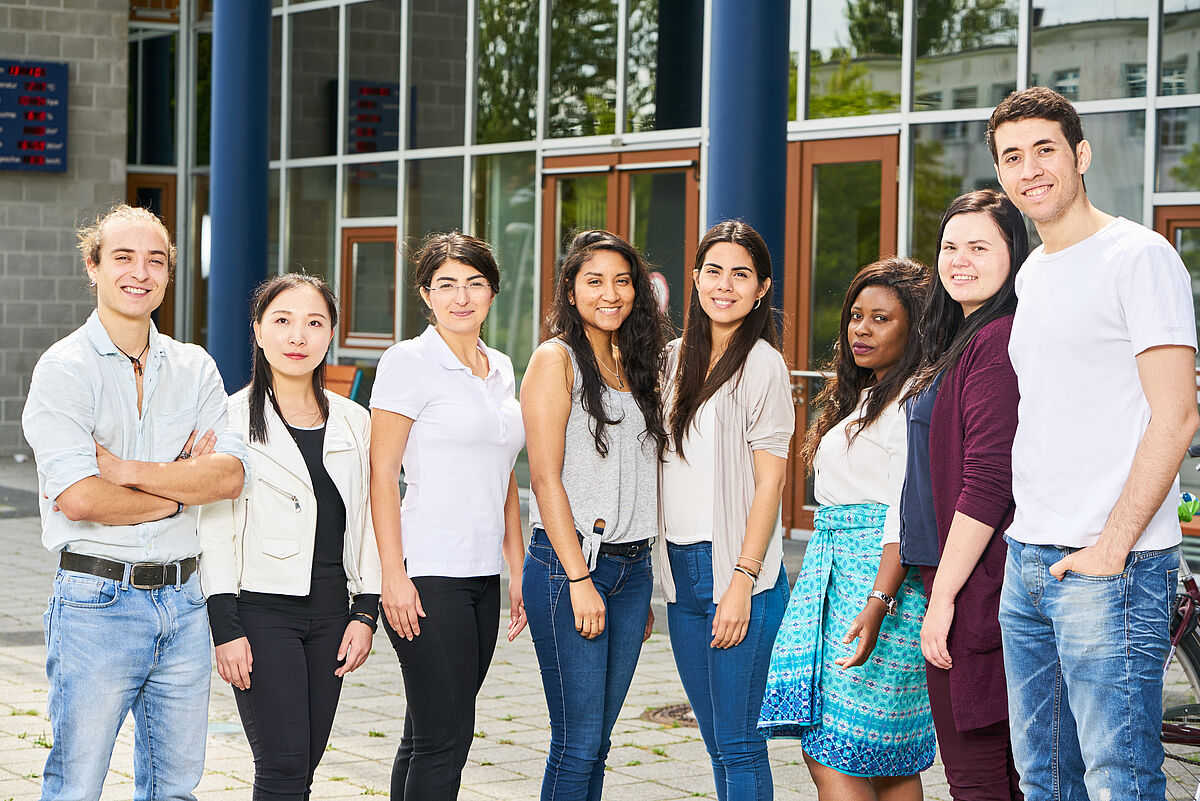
[1155, 205, 1200, 538]
[340, 226, 398, 349]
[538, 147, 700, 325]
[782, 135, 900, 533]
[127, 172, 178, 337]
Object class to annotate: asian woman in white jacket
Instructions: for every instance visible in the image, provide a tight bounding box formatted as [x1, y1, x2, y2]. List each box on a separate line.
[198, 273, 382, 801]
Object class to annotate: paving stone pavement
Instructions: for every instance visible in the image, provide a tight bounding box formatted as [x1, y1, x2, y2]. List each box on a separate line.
[0, 460, 952, 799]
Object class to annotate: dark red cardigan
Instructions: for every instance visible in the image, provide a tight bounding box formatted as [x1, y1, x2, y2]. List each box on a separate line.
[923, 314, 1019, 732]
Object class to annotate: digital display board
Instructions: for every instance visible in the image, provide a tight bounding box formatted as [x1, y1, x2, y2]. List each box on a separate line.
[347, 80, 399, 154]
[0, 59, 67, 173]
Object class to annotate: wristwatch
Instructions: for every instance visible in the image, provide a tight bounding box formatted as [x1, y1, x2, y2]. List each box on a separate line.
[867, 589, 897, 616]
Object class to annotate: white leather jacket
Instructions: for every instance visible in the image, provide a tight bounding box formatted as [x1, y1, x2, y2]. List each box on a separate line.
[198, 387, 383, 599]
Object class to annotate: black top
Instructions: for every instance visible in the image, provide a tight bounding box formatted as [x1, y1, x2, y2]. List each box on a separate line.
[208, 423, 379, 646]
[898, 373, 942, 568]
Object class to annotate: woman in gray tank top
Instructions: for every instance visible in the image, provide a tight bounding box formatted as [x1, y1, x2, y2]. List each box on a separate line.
[520, 230, 669, 801]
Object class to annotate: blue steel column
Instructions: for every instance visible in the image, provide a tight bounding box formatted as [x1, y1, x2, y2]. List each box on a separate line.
[706, 0, 789, 305]
[208, 0, 271, 392]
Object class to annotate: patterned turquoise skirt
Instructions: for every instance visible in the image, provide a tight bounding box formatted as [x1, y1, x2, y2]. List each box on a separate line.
[757, 503, 934, 777]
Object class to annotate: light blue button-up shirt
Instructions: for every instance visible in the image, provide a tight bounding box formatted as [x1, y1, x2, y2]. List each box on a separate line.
[22, 310, 249, 563]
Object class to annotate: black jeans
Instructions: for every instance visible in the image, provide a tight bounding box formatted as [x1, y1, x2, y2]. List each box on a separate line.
[233, 609, 347, 801]
[383, 574, 500, 801]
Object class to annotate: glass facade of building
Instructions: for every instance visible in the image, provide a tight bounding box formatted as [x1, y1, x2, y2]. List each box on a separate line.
[126, 0, 1200, 510]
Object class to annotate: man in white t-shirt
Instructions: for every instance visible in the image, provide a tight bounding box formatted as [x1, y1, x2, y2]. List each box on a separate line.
[989, 87, 1198, 800]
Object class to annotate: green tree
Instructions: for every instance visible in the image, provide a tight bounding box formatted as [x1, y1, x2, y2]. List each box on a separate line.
[476, 0, 539, 144]
[1170, 143, 1200, 192]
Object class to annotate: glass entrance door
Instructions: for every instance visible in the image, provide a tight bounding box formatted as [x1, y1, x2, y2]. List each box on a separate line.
[540, 148, 699, 333]
[783, 135, 899, 532]
[1155, 206, 1200, 539]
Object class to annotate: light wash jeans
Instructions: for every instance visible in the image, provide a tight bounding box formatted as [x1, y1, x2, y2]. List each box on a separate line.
[523, 529, 653, 801]
[999, 538, 1177, 801]
[667, 541, 788, 801]
[40, 567, 211, 801]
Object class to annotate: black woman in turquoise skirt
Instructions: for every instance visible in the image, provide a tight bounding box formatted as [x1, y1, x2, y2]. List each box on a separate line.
[759, 258, 935, 801]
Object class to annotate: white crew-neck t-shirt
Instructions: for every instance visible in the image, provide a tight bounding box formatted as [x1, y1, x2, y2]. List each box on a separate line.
[1007, 217, 1196, 551]
[370, 325, 524, 578]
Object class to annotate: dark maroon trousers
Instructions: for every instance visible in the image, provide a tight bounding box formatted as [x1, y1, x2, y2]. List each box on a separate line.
[925, 662, 1022, 800]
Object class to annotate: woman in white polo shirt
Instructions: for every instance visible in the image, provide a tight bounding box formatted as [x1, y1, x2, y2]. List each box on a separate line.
[369, 232, 526, 801]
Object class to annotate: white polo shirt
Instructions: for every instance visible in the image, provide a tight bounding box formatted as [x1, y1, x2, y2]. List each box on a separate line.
[370, 325, 525, 578]
[1008, 218, 1197, 551]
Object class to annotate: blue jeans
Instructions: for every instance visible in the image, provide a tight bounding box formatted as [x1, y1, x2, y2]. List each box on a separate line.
[40, 567, 211, 801]
[666, 542, 789, 801]
[999, 538, 1177, 801]
[523, 529, 653, 801]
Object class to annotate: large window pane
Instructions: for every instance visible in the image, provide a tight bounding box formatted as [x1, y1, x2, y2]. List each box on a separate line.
[811, 161, 881, 365]
[286, 165, 337, 280]
[408, 0, 467, 148]
[473, 152, 536, 492]
[348, 239, 397, 336]
[347, 0, 402, 155]
[1079, 110, 1144, 223]
[473, 153, 536, 379]
[909, 121, 1000, 266]
[626, 0, 702, 132]
[1030, 2, 1148, 102]
[345, 161, 399, 218]
[1163, 2, 1200, 97]
[289, 8, 339, 159]
[913, 0, 1018, 112]
[129, 30, 177, 166]
[549, 0, 618, 137]
[554, 174, 609, 261]
[808, 0, 902, 119]
[476, 0, 538, 144]
[788, 0, 803, 118]
[404, 158, 464, 339]
[629, 171, 688, 330]
[1159, 108, 1200, 193]
[196, 32, 211, 165]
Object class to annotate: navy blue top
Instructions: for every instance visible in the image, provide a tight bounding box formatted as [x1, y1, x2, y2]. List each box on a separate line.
[899, 373, 943, 567]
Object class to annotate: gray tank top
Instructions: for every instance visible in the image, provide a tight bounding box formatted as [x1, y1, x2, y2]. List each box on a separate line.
[528, 339, 658, 558]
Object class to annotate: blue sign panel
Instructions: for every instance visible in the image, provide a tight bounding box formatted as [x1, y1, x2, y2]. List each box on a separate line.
[0, 59, 67, 173]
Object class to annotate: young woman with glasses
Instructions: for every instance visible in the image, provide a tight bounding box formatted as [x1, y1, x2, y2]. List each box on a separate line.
[369, 233, 527, 801]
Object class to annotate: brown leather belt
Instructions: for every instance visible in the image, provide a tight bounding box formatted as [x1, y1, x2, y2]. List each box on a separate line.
[59, 551, 199, 590]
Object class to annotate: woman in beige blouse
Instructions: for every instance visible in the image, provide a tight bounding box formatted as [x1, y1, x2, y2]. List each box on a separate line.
[658, 220, 795, 801]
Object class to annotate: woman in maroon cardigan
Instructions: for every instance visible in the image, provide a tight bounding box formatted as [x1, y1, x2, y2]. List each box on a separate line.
[841, 189, 1028, 800]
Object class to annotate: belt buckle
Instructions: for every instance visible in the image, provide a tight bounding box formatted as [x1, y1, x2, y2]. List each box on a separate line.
[130, 562, 167, 590]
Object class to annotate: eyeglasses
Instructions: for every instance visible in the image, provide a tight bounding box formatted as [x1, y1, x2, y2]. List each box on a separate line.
[426, 281, 494, 300]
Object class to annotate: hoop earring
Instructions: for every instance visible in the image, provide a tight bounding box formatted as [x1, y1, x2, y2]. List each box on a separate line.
[754, 297, 762, 310]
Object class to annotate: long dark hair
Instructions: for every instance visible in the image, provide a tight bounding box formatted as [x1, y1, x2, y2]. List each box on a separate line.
[670, 221, 779, 459]
[799, 257, 929, 475]
[545, 230, 669, 459]
[909, 189, 1028, 396]
[247, 273, 339, 444]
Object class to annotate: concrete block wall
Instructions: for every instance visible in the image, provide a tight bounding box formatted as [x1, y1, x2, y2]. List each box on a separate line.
[0, 0, 128, 456]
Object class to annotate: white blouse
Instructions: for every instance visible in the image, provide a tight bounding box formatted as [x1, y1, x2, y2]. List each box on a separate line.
[813, 389, 907, 543]
[661, 399, 717, 545]
[370, 325, 524, 578]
